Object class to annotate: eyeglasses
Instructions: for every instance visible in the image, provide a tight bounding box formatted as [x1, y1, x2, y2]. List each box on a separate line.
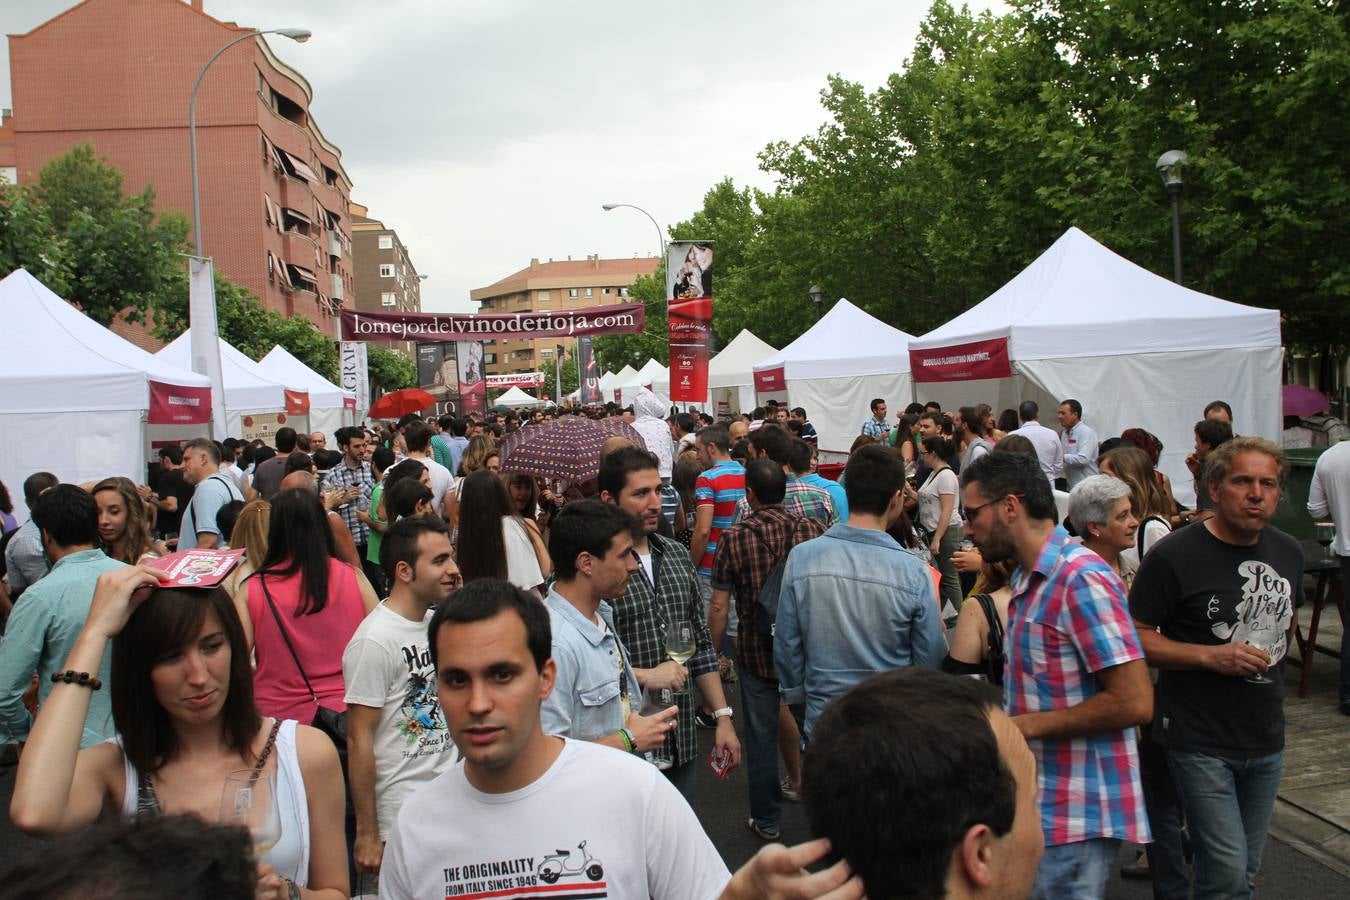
[964, 493, 1021, 519]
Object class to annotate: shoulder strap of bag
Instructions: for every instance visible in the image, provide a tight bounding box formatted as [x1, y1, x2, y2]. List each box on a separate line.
[974, 593, 1003, 643]
[258, 575, 318, 702]
[1136, 515, 1169, 559]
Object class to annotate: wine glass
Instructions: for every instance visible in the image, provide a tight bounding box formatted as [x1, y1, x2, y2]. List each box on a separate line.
[639, 686, 676, 770]
[1244, 640, 1276, 685]
[666, 622, 695, 668]
[219, 769, 282, 858]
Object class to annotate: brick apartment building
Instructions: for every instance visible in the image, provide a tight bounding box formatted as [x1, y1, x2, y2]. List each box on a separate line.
[5, 0, 354, 348]
[470, 255, 659, 378]
[350, 201, 421, 360]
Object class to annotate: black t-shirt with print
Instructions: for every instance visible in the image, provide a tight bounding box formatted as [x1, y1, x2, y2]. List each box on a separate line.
[1129, 522, 1303, 758]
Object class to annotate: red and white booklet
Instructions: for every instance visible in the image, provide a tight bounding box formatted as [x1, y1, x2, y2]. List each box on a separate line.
[153, 548, 245, 589]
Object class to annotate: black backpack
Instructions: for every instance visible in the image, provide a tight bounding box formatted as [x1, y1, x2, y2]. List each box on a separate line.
[746, 521, 812, 638]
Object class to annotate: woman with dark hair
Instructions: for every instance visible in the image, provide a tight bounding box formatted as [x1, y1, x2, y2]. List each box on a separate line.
[238, 488, 376, 723]
[917, 435, 964, 617]
[671, 457, 702, 546]
[996, 408, 1020, 438]
[888, 413, 922, 476]
[384, 478, 435, 523]
[454, 470, 550, 592]
[284, 451, 316, 477]
[505, 472, 538, 522]
[92, 477, 162, 564]
[1119, 426, 1180, 516]
[10, 566, 349, 898]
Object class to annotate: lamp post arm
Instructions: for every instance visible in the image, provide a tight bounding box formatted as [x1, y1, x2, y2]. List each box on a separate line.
[608, 203, 665, 261]
[189, 30, 270, 257]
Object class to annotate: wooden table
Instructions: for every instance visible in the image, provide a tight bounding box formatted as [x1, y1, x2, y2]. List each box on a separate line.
[1290, 543, 1344, 699]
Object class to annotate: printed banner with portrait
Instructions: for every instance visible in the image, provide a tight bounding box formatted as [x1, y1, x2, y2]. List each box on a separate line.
[666, 241, 714, 403]
[577, 336, 602, 404]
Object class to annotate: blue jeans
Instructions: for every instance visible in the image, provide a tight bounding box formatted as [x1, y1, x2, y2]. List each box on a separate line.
[1167, 749, 1282, 900]
[739, 670, 781, 832]
[1031, 837, 1121, 899]
[1338, 556, 1350, 704]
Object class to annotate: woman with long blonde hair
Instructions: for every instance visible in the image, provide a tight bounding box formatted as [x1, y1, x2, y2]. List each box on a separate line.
[92, 477, 161, 565]
[223, 499, 271, 600]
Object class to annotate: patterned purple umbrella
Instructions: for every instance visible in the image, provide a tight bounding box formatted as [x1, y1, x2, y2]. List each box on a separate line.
[499, 416, 647, 483]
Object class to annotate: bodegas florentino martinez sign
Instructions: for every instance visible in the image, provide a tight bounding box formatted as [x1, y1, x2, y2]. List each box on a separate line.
[339, 304, 645, 342]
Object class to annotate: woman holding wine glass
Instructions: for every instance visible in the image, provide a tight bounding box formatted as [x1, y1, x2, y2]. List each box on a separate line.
[10, 565, 350, 900]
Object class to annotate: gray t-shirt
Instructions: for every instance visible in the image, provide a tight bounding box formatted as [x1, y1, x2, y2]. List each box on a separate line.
[180, 473, 242, 546]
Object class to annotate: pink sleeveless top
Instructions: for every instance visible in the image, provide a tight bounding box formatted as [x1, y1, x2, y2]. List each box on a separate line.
[247, 559, 366, 721]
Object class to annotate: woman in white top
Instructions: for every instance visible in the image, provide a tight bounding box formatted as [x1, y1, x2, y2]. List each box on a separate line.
[1068, 475, 1140, 586]
[10, 566, 349, 900]
[455, 470, 551, 594]
[917, 435, 965, 617]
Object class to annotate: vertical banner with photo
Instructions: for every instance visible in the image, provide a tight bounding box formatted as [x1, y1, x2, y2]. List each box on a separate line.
[457, 341, 485, 415]
[417, 342, 461, 417]
[555, 343, 564, 405]
[666, 241, 713, 403]
[577, 336, 601, 404]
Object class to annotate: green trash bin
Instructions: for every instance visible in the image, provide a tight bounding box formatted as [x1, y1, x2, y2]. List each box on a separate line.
[1271, 447, 1326, 542]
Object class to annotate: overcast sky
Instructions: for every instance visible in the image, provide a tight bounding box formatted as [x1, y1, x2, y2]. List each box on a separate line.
[3, 0, 1003, 312]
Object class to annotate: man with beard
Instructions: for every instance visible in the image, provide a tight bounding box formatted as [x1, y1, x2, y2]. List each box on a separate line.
[343, 516, 463, 881]
[961, 450, 1152, 899]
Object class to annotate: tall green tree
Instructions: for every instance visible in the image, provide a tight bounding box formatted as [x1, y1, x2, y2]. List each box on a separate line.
[593, 268, 669, 372]
[366, 345, 417, 393]
[542, 345, 580, 402]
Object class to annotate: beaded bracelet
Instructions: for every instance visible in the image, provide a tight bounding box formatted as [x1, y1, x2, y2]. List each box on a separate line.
[50, 670, 102, 690]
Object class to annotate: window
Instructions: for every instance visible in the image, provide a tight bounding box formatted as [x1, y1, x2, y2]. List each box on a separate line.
[538, 290, 550, 301]
[620, 287, 630, 297]
[584, 288, 593, 298]
[379, 264, 395, 278]
[541, 349, 554, 360]
[484, 353, 497, 365]
[603, 287, 611, 295]
[568, 288, 579, 298]
[378, 235, 393, 250]
[381, 292, 397, 306]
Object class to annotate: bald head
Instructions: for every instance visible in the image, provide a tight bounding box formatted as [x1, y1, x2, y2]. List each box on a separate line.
[601, 436, 635, 460]
[280, 471, 317, 492]
[728, 420, 748, 442]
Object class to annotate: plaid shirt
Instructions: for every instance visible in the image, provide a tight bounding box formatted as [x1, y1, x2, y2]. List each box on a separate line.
[712, 506, 828, 680]
[1005, 526, 1151, 847]
[734, 476, 834, 526]
[321, 460, 375, 545]
[861, 415, 889, 438]
[609, 533, 718, 767]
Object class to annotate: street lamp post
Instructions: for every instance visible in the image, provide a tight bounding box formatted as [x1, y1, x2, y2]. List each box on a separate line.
[809, 284, 824, 320]
[601, 203, 665, 262]
[1155, 150, 1188, 285]
[187, 27, 310, 438]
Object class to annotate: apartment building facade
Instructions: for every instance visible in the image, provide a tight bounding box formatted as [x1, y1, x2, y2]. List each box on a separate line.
[470, 255, 659, 378]
[6, 0, 354, 347]
[350, 201, 421, 360]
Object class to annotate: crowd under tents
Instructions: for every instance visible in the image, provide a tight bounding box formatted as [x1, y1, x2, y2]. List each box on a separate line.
[753, 299, 918, 457]
[258, 345, 357, 437]
[0, 268, 212, 519]
[906, 226, 1282, 506]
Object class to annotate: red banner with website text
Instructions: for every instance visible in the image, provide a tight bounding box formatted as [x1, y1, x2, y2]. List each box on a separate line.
[753, 366, 786, 394]
[909, 337, 1013, 383]
[668, 296, 712, 402]
[340, 304, 645, 342]
[147, 380, 212, 425]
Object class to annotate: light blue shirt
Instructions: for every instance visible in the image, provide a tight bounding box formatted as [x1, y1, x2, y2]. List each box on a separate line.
[0, 548, 125, 746]
[540, 588, 643, 742]
[800, 472, 848, 523]
[446, 435, 470, 475]
[180, 472, 243, 545]
[774, 523, 944, 737]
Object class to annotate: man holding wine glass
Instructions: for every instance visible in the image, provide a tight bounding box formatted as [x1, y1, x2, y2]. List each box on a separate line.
[598, 448, 741, 800]
[1130, 437, 1303, 900]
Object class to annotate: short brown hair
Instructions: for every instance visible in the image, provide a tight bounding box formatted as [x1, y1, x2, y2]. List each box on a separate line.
[1203, 436, 1288, 489]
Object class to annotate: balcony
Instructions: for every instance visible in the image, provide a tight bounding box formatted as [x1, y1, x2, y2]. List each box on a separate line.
[330, 273, 344, 301]
[284, 230, 319, 266]
[328, 231, 342, 256]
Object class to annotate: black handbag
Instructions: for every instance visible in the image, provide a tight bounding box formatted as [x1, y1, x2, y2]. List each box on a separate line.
[257, 575, 349, 754]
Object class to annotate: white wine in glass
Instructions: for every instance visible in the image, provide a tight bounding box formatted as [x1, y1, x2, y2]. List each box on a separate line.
[220, 769, 282, 857]
[666, 622, 695, 666]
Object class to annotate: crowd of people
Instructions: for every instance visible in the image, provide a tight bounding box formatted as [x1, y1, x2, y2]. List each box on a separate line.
[0, 386, 1323, 899]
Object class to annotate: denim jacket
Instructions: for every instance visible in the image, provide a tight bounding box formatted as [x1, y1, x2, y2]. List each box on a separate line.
[774, 523, 945, 736]
[541, 588, 643, 742]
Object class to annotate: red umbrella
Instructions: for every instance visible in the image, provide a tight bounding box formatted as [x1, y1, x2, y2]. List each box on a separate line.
[368, 388, 436, 420]
[1282, 384, 1329, 418]
[499, 416, 647, 484]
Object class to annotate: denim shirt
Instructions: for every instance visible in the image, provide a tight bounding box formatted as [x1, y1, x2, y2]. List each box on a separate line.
[774, 523, 945, 736]
[541, 588, 643, 742]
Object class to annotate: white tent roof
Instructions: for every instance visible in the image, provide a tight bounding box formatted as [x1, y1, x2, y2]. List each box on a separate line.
[495, 386, 545, 408]
[597, 370, 618, 391]
[157, 331, 289, 411]
[618, 358, 666, 388]
[0, 268, 210, 413]
[909, 227, 1282, 359]
[611, 364, 639, 386]
[754, 298, 917, 379]
[708, 329, 778, 388]
[259, 345, 355, 409]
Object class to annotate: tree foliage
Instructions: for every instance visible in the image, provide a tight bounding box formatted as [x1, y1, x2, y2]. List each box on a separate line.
[593, 268, 669, 372]
[542, 344, 580, 402]
[679, 0, 1349, 354]
[366, 345, 418, 393]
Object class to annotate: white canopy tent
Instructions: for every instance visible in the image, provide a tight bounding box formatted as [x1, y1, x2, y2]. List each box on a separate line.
[258, 345, 357, 437]
[753, 299, 917, 455]
[157, 331, 304, 437]
[609, 365, 639, 403]
[596, 370, 618, 403]
[0, 268, 212, 520]
[495, 386, 547, 409]
[615, 359, 668, 400]
[907, 227, 1282, 506]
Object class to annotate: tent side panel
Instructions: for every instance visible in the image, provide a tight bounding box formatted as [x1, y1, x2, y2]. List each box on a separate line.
[792, 373, 911, 455]
[0, 410, 144, 522]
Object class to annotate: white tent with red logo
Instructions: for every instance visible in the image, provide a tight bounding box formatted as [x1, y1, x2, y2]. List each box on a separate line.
[156, 331, 309, 438]
[752, 299, 917, 456]
[0, 268, 212, 519]
[906, 227, 1282, 505]
[259, 345, 357, 437]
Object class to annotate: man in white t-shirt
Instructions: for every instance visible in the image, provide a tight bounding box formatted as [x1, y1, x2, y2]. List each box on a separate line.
[344, 515, 463, 879]
[402, 421, 455, 516]
[380, 577, 863, 900]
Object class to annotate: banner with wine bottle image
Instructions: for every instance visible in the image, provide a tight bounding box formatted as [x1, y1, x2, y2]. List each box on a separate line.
[666, 241, 713, 403]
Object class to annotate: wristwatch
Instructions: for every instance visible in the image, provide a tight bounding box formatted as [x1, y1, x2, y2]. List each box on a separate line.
[282, 878, 301, 900]
[712, 707, 734, 720]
